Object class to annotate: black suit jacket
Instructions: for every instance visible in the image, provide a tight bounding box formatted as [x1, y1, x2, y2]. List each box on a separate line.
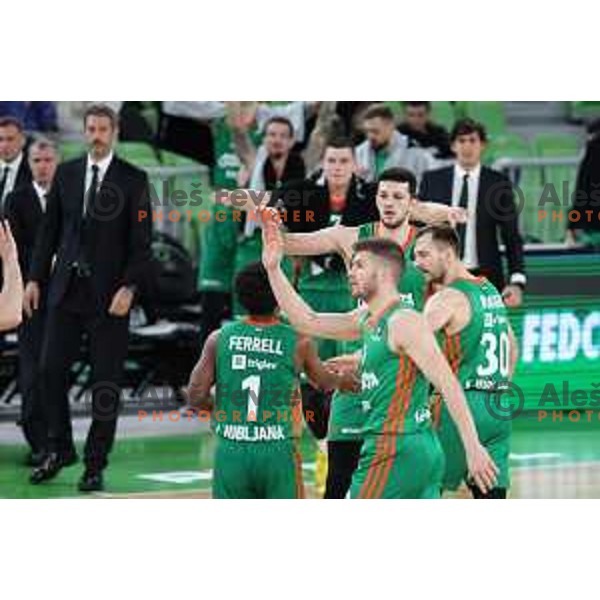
[29, 155, 153, 311]
[0, 156, 32, 215]
[14, 157, 32, 190]
[5, 183, 45, 280]
[419, 165, 526, 291]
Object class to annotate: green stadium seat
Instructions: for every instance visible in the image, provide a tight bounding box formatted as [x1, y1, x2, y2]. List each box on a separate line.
[531, 134, 581, 243]
[58, 140, 87, 161]
[430, 101, 456, 130]
[160, 151, 201, 168]
[483, 133, 531, 164]
[569, 101, 600, 122]
[116, 142, 160, 167]
[463, 102, 507, 136]
[533, 133, 580, 157]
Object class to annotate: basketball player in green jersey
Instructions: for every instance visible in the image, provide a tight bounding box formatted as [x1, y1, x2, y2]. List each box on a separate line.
[187, 261, 358, 499]
[414, 225, 518, 499]
[219, 166, 465, 496]
[261, 211, 498, 499]
[280, 167, 465, 498]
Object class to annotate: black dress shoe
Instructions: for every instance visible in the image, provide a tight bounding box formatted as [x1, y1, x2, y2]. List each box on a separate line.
[78, 471, 104, 493]
[30, 453, 64, 484]
[25, 451, 47, 468]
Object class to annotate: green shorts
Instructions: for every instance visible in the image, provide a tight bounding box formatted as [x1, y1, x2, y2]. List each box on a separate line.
[434, 391, 512, 492]
[328, 391, 368, 442]
[212, 438, 304, 499]
[350, 428, 444, 499]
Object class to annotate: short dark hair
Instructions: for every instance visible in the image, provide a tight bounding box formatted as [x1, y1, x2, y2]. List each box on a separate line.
[0, 116, 24, 132]
[352, 237, 405, 279]
[264, 116, 294, 138]
[325, 135, 354, 152]
[450, 118, 487, 143]
[415, 225, 460, 255]
[377, 167, 417, 196]
[234, 262, 278, 316]
[404, 101, 431, 112]
[83, 103, 119, 129]
[362, 103, 395, 122]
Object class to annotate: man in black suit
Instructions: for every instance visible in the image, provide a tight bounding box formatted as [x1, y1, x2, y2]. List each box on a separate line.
[5, 138, 59, 466]
[0, 117, 32, 213]
[26, 104, 152, 492]
[419, 118, 526, 306]
[5, 139, 58, 466]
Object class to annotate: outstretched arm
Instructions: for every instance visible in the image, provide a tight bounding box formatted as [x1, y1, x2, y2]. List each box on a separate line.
[262, 209, 361, 341]
[389, 310, 498, 494]
[0, 222, 23, 331]
[296, 336, 360, 393]
[283, 224, 355, 261]
[410, 201, 467, 227]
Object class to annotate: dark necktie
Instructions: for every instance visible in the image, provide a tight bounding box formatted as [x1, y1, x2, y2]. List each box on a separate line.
[456, 172, 469, 258]
[0, 166, 10, 209]
[79, 164, 100, 271]
[85, 164, 100, 217]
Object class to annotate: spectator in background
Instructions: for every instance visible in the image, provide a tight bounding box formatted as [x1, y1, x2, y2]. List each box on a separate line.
[566, 118, 600, 249]
[355, 104, 433, 183]
[334, 101, 378, 144]
[5, 138, 58, 467]
[419, 118, 526, 306]
[232, 115, 305, 191]
[398, 101, 452, 159]
[56, 102, 123, 139]
[198, 113, 305, 346]
[198, 103, 320, 347]
[0, 102, 57, 134]
[0, 117, 32, 213]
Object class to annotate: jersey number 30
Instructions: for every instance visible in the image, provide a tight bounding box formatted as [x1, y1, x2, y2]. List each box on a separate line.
[478, 332, 510, 378]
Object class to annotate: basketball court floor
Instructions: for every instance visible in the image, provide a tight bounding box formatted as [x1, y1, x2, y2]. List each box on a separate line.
[2, 411, 600, 499]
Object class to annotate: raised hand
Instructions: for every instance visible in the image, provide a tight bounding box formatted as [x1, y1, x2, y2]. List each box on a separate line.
[261, 207, 284, 271]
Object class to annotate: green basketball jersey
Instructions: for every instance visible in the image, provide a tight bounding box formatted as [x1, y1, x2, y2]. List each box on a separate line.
[360, 299, 432, 437]
[357, 222, 427, 310]
[214, 318, 300, 442]
[443, 277, 511, 392]
[328, 222, 427, 441]
[212, 118, 262, 190]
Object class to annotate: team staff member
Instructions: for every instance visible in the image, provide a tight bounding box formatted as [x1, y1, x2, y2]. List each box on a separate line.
[26, 104, 153, 493]
[5, 138, 59, 466]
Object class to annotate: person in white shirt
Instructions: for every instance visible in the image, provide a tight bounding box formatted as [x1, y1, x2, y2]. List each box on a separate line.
[0, 117, 32, 211]
[419, 119, 526, 307]
[5, 138, 59, 466]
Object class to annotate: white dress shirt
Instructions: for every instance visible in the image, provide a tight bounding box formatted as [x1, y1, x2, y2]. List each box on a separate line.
[32, 181, 48, 212]
[0, 152, 24, 204]
[84, 151, 114, 214]
[452, 163, 481, 269]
